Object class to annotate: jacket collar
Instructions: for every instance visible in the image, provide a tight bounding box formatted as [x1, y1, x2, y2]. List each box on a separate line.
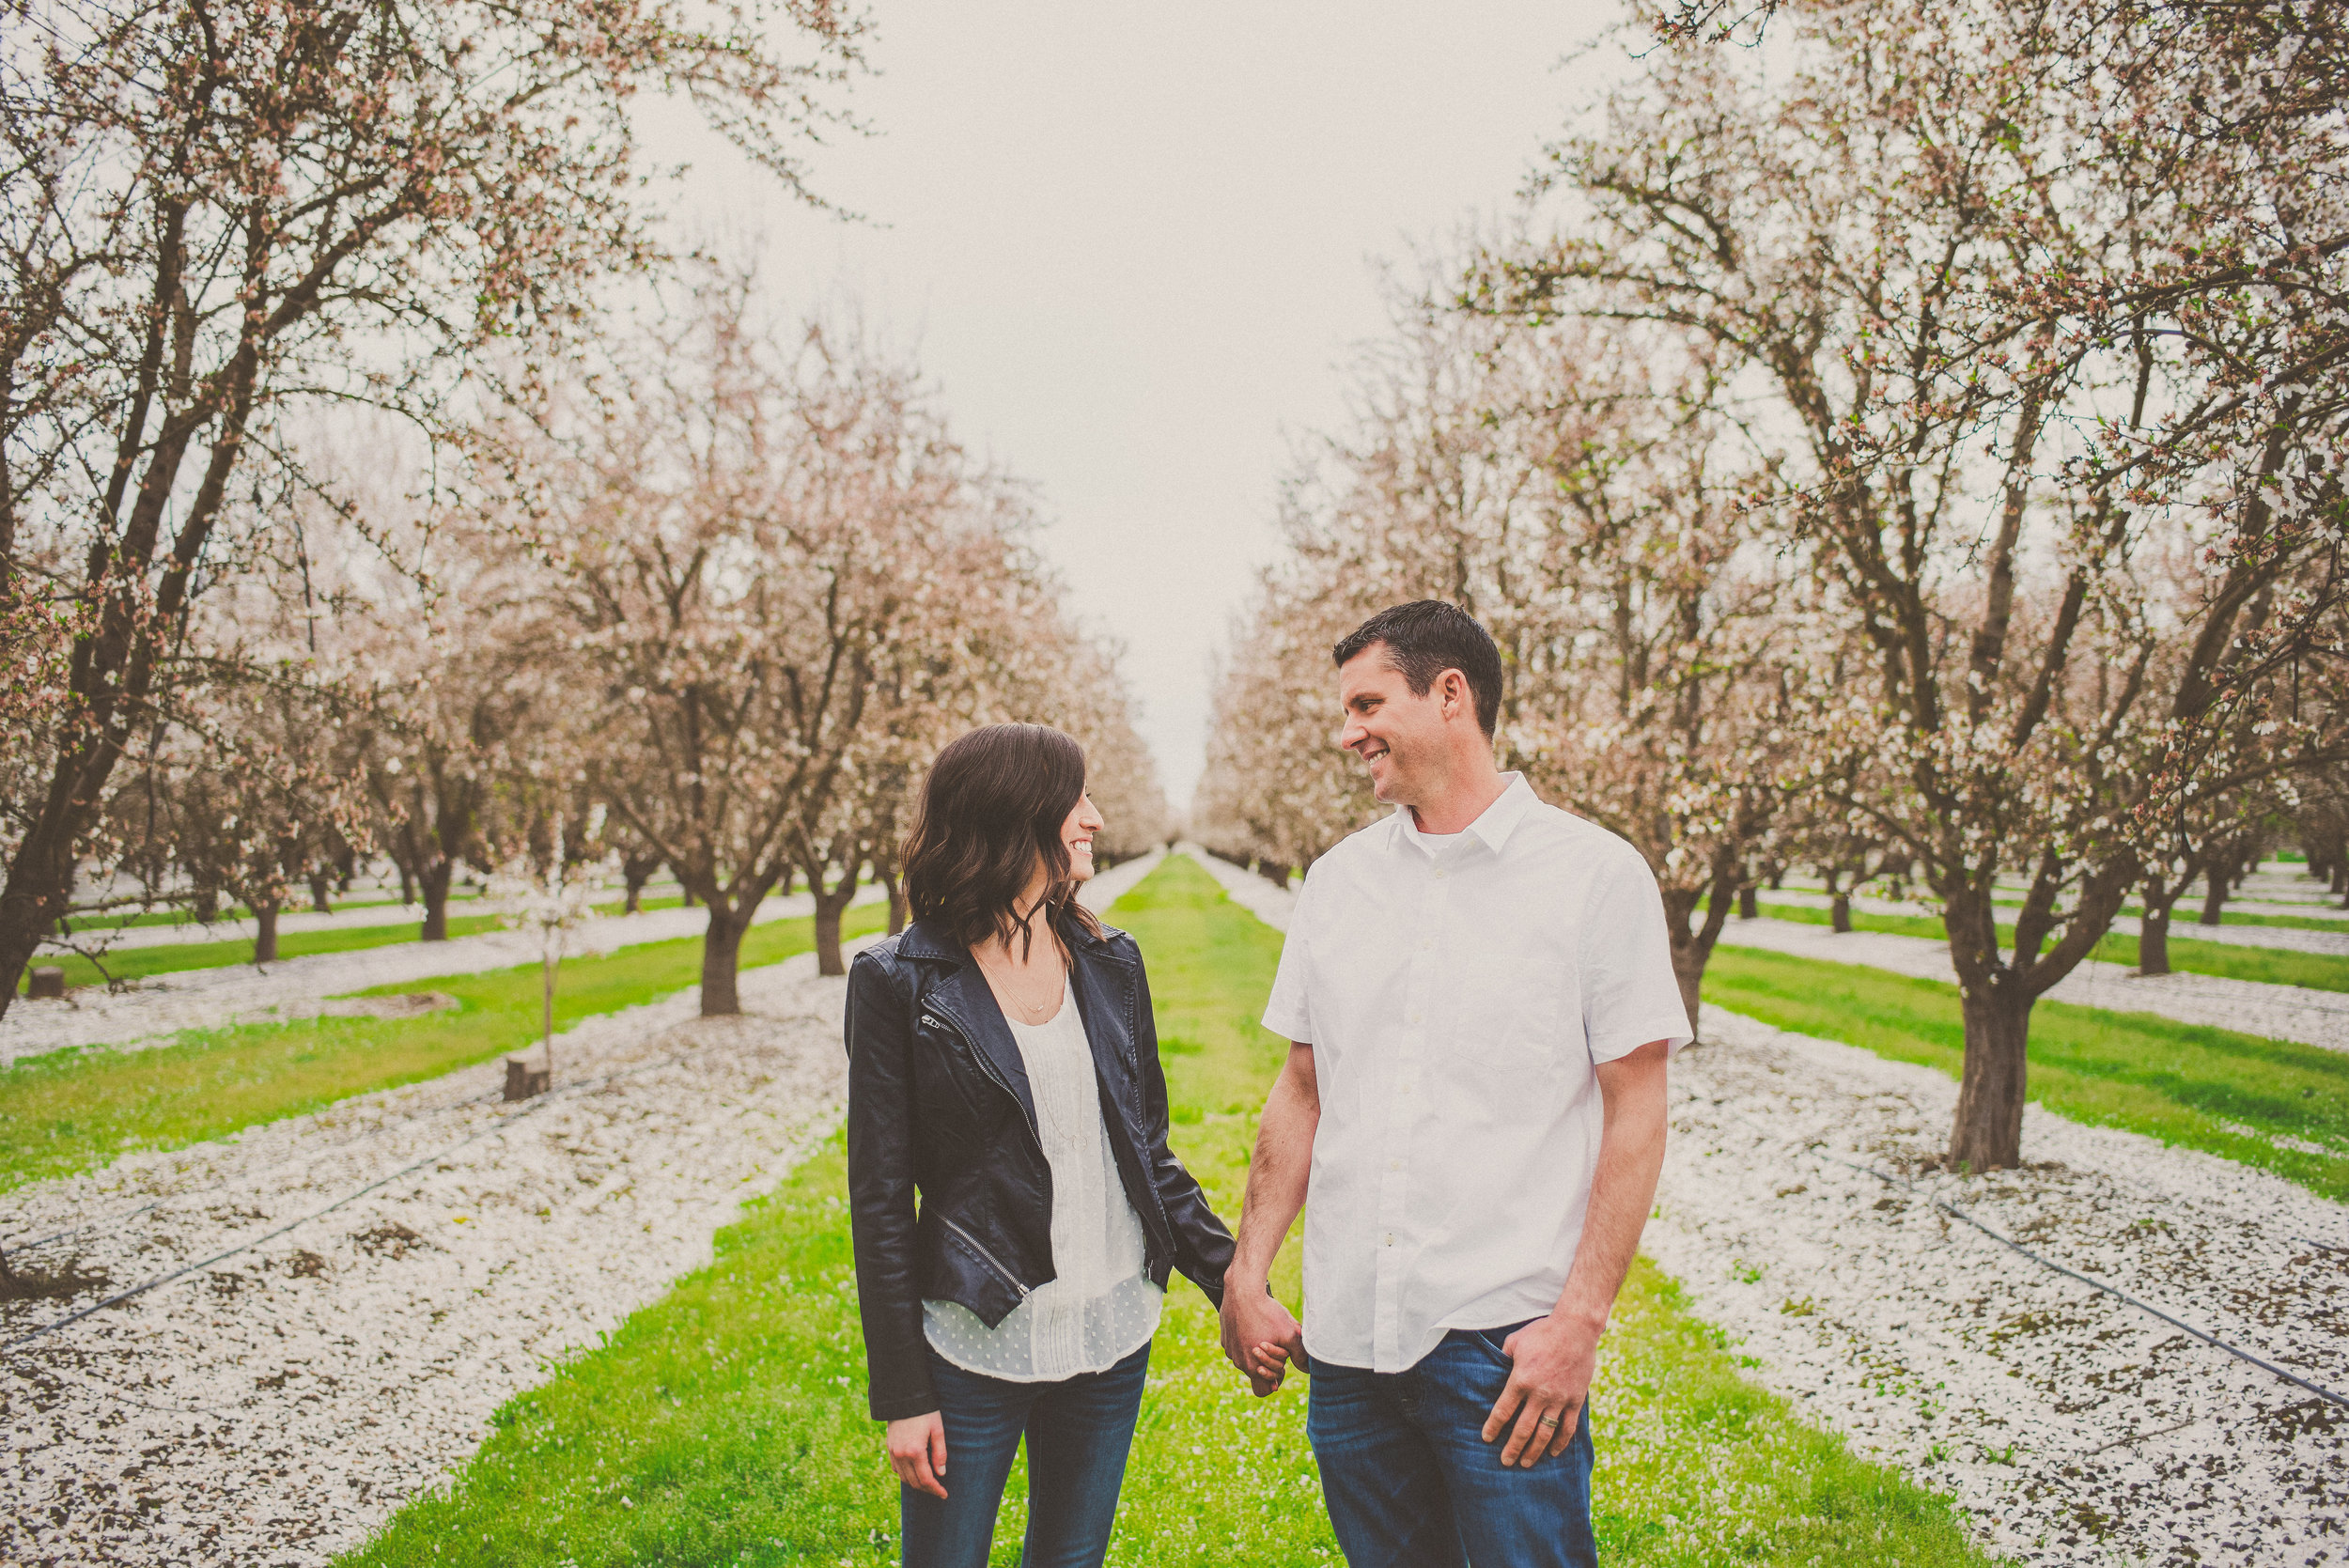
[898, 907, 1136, 1140]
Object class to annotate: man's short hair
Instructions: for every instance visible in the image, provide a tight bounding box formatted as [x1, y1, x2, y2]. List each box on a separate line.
[1332, 600, 1502, 737]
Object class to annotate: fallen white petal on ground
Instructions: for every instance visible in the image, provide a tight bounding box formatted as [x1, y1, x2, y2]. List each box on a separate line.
[1777, 867, 2349, 924]
[1715, 916, 2349, 1057]
[1760, 888, 2349, 959]
[0, 949, 865, 1568]
[1, 884, 886, 1064]
[1652, 1004, 2347, 1568]
[1179, 845, 1297, 931]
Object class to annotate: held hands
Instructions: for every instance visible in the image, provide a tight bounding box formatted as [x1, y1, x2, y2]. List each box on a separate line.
[1219, 1277, 1305, 1396]
[886, 1412, 950, 1499]
[1482, 1312, 1602, 1467]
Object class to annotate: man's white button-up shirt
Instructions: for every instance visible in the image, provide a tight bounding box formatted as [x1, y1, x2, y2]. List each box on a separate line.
[1260, 772, 1692, 1374]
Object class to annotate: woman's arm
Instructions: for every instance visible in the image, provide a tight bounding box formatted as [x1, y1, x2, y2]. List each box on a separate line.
[1130, 952, 1237, 1300]
[844, 951, 939, 1422]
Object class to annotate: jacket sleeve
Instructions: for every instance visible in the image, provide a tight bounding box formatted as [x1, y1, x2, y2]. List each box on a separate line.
[844, 951, 938, 1421]
[1130, 945, 1236, 1304]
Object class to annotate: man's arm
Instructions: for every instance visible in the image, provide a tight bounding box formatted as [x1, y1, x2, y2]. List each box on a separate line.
[1481, 1038, 1671, 1467]
[1218, 1041, 1318, 1394]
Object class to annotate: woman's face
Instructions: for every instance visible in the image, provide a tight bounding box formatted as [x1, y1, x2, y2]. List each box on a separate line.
[1060, 789, 1105, 882]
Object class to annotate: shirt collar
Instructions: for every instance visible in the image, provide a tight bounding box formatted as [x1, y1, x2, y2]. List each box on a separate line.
[1392, 771, 1538, 860]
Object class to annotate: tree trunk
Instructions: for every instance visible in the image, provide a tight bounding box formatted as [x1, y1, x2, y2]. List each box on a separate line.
[2198, 865, 2231, 925]
[1661, 871, 1735, 1044]
[1950, 976, 2033, 1172]
[542, 950, 558, 1080]
[879, 867, 909, 935]
[814, 863, 863, 977]
[420, 862, 454, 941]
[307, 873, 333, 914]
[2142, 868, 2170, 967]
[2139, 903, 2171, 975]
[1667, 937, 1705, 1042]
[252, 898, 281, 965]
[397, 861, 416, 906]
[700, 902, 751, 1017]
[2138, 871, 2180, 976]
[1737, 884, 1758, 920]
[623, 862, 649, 914]
[1831, 892, 1853, 934]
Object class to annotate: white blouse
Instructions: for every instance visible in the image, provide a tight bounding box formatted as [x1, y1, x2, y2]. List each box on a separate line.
[923, 975, 1163, 1381]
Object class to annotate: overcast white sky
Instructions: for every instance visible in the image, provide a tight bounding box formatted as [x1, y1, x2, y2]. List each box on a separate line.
[659, 3, 1619, 809]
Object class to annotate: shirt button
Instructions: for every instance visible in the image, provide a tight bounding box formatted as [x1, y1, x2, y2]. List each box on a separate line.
[1389, 1158, 1402, 1172]
[1420, 937, 1433, 951]
[1383, 1233, 1394, 1246]
[1433, 868, 1446, 879]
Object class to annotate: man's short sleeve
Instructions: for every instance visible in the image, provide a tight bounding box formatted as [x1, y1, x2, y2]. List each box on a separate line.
[1580, 846, 1694, 1063]
[1260, 870, 1315, 1044]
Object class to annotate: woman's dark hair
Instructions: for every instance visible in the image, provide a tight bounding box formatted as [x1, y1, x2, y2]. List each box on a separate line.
[903, 723, 1105, 959]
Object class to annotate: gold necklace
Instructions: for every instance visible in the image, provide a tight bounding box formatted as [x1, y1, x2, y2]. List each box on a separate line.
[978, 945, 1063, 1021]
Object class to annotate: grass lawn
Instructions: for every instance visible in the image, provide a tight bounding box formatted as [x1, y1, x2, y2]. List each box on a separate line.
[1751, 901, 2349, 995]
[57, 894, 416, 932]
[0, 904, 888, 1196]
[21, 895, 692, 995]
[21, 912, 513, 992]
[2190, 906, 2349, 932]
[1703, 946, 2349, 1201]
[342, 855, 1997, 1568]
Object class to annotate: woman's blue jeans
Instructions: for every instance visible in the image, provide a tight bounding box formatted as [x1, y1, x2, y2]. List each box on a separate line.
[899, 1341, 1151, 1568]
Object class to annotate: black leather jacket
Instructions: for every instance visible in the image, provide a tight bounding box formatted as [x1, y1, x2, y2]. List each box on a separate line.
[844, 908, 1236, 1421]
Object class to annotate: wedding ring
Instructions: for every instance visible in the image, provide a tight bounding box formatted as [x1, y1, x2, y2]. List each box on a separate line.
[1537, 1415, 1562, 1429]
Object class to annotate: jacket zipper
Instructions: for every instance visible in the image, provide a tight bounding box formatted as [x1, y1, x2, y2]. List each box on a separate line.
[923, 1009, 1044, 1152]
[926, 989, 1172, 1285]
[940, 1214, 1032, 1298]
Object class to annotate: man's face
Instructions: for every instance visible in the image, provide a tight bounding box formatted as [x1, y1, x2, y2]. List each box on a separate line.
[1337, 645, 1449, 806]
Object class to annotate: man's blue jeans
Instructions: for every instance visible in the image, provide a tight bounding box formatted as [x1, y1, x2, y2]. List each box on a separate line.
[1306, 1324, 1597, 1568]
[899, 1341, 1151, 1568]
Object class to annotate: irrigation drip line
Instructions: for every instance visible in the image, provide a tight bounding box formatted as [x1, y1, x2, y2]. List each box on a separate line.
[2, 1089, 506, 1257]
[0, 1095, 554, 1353]
[0, 1008, 825, 1356]
[1853, 1154, 2349, 1411]
[1700, 1094, 2349, 1413]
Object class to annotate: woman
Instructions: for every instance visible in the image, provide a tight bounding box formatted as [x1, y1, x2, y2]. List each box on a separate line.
[845, 722, 1235, 1568]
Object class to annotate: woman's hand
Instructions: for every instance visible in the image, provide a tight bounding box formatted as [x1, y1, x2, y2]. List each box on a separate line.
[887, 1412, 950, 1498]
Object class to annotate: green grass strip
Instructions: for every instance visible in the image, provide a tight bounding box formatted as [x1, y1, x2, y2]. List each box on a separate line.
[1751, 901, 2349, 995]
[343, 855, 1996, 1567]
[22, 913, 513, 992]
[1703, 946, 2349, 1202]
[0, 905, 887, 1196]
[22, 896, 693, 994]
[2189, 907, 2349, 933]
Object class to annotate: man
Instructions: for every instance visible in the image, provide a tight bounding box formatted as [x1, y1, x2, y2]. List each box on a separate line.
[1219, 599, 1689, 1567]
